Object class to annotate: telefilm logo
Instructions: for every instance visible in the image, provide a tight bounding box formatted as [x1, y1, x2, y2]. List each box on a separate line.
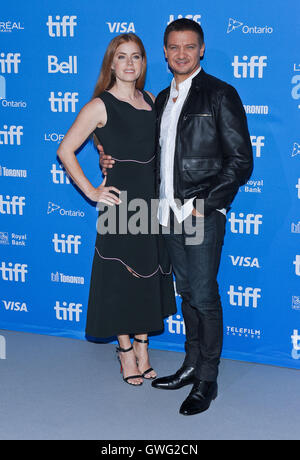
[0, 261, 28, 282]
[168, 14, 201, 25]
[291, 329, 300, 360]
[228, 212, 263, 235]
[226, 325, 261, 339]
[227, 18, 273, 35]
[52, 233, 81, 254]
[46, 16, 77, 37]
[47, 201, 84, 217]
[232, 56, 267, 79]
[54, 301, 82, 322]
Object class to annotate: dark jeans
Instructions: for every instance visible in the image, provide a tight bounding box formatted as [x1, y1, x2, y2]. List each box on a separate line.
[162, 209, 226, 381]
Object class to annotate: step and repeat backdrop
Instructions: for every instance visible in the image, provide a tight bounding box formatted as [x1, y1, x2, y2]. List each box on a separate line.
[1, 0, 299, 368]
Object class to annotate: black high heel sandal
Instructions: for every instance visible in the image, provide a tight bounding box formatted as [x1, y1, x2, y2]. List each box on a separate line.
[116, 345, 143, 386]
[133, 338, 157, 379]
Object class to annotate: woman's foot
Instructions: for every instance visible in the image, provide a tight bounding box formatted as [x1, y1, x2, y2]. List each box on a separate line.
[133, 337, 157, 379]
[117, 345, 143, 386]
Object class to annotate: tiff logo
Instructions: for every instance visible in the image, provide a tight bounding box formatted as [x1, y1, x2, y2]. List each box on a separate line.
[291, 329, 300, 360]
[166, 313, 186, 335]
[52, 233, 81, 254]
[51, 164, 71, 184]
[54, 301, 82, 322]
[232, 55, 267, 79]
[0, 125, 23, 145]
[296, 178, 300, 198]
[0, 52, 21, 73]
[228, 212, 263, 235]
[227, 285, 261, 308]
[46, 15, 77, 37]
[294, 255, 300, 276]
[0, 195, 25, 215]
[168, 14, 201, 25]
[49, 91, 78, 112]
[250, 135, 264, 157]
[0, 262, 28, 282]
[0, 335, 6, 360]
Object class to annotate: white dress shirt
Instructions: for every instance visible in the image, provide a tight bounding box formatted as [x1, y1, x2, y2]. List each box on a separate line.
[157, 67, 226, 227]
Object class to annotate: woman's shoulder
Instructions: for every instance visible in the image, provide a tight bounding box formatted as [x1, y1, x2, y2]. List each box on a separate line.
[144, 90, 155, 102]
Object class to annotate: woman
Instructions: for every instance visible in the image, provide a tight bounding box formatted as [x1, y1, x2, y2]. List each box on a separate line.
[57, 33, 176, 386]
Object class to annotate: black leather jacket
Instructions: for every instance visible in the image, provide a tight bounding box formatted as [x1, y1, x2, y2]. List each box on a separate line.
[155, 69, 253, 216]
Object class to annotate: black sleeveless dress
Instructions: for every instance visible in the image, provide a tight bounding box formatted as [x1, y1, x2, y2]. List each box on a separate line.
[85, 91, 176, 339]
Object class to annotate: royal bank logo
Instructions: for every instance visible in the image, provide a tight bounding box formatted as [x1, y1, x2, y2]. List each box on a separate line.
[227, 18, 273, 34]
[292, 296, 300, 311]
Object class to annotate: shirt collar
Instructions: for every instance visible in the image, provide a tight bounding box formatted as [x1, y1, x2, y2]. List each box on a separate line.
[170, 66, 201, 98]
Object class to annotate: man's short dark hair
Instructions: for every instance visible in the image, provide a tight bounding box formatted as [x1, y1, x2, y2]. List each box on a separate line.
[164, 18, 204, 47]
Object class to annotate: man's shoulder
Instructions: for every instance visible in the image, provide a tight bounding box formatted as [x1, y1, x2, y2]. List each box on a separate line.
[198, 70, 237, 95]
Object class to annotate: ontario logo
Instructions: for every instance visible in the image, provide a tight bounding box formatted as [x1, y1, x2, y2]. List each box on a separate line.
[227, 18, 273, 34]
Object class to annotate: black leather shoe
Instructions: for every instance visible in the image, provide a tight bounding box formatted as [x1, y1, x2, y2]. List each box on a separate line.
[179, 380, 218, 415]
[151, 366, 195, 390]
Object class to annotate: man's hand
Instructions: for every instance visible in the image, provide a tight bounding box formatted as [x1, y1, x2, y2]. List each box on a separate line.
[97, 144, 115, 175]
[192, 207, 204, 218]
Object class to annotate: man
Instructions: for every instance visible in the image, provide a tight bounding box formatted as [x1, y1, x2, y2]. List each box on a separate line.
[100, 19, 253, 415]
